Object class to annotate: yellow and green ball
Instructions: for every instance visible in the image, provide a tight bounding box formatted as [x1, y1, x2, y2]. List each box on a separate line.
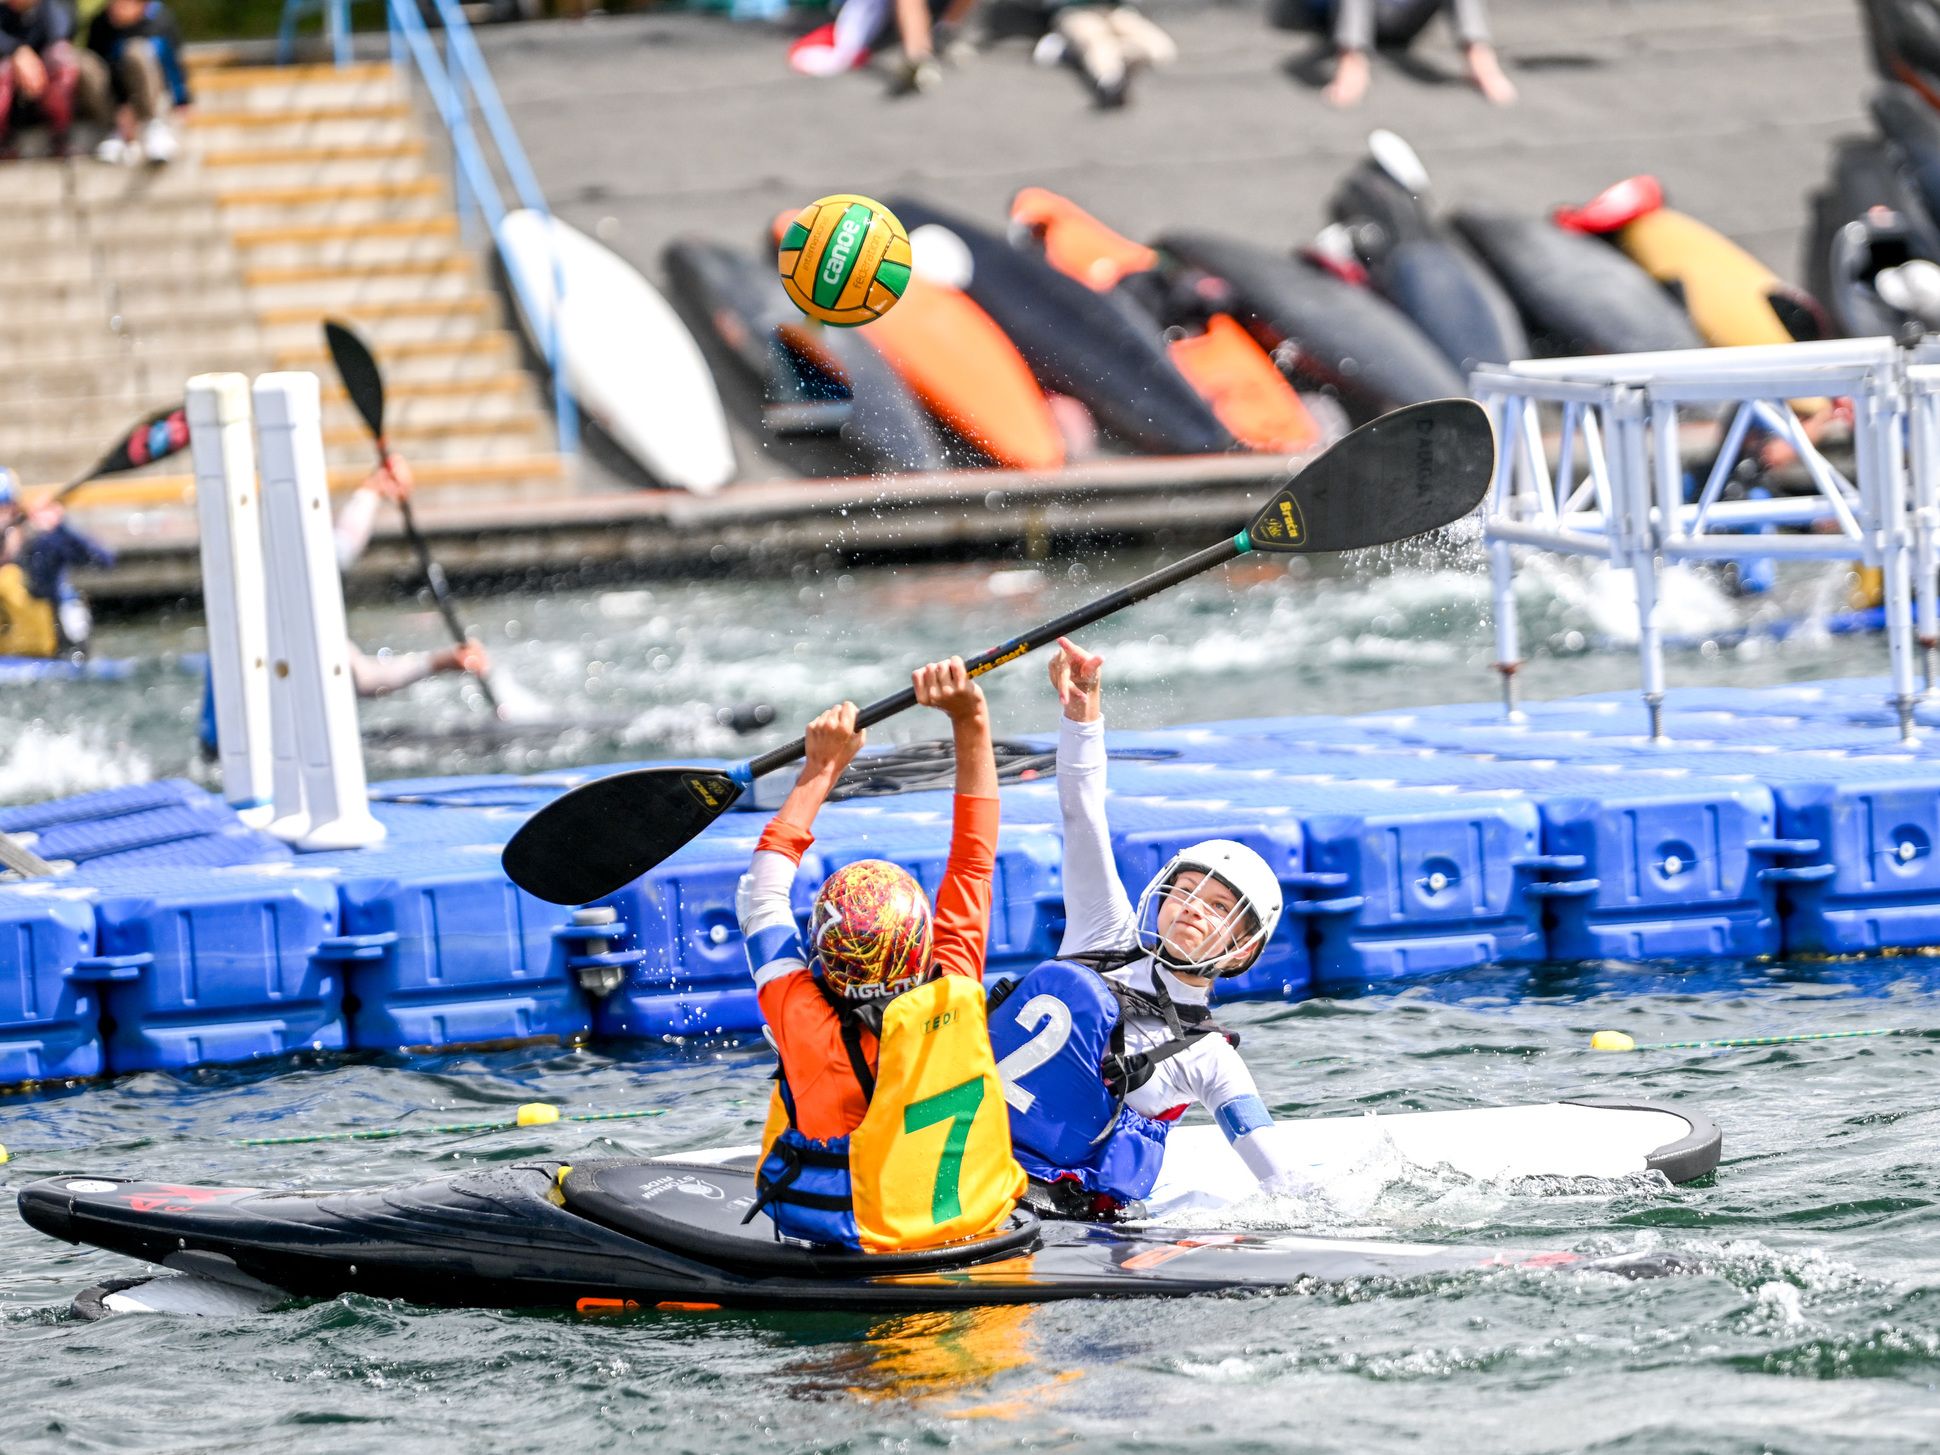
[777, 194, 911, 328]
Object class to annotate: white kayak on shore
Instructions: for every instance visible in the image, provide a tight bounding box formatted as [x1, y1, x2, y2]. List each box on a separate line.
[496, 208, 736, 493]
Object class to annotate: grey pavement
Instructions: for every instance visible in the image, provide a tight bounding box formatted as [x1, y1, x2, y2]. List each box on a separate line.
[476, 0, 1874, 479]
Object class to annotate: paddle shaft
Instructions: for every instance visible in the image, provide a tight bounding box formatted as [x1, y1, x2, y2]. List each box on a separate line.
[325, 319, 502, 716]
[0, 831, 55, 879]
[744, 533, 1246, 778]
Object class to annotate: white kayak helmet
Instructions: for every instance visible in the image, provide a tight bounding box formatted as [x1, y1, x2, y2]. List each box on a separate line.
[1133, 839, 1284, 978]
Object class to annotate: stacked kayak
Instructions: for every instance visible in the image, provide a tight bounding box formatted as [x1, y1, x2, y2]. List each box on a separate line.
[19, 1098, 1718, 1316]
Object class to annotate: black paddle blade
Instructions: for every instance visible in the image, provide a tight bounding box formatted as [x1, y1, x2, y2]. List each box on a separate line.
[324, 319, 386, 441]
[1243, 398, 1493, 554]
[503, 768, 743, 905]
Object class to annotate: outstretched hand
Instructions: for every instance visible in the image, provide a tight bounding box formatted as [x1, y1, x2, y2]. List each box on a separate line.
[1048, 635, 1103, 722]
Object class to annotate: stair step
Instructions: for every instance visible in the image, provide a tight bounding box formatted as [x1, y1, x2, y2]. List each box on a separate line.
[2, 349, 279, 402]
[244, 260, 481, 313]
[216, 177, 448, 229]
[2, 160, 68, 204]
[274, 331, 522, 380]
[2, 414, 553, 476]
[229, 217, 460, 270]
[202, 143, 430, 190]
[67, 162, 219, 204]
[47, 452, 570, 510]
[192, 113, 416, 153]
[0, 317, 265, 365]
[257, 297, 499, 351]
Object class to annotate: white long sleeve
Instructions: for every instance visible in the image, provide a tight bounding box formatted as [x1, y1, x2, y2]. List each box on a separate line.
[1056, 713, 1139, 956]
[334, 486, 381, 572]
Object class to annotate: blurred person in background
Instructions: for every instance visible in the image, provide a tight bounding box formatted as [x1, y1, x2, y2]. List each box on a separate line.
[333, 453, 491, 697]
[0, 467, 115, 658]
[87, 0, 191, 165]
[0, 0, 99, 157]
[1324, 0, 1514, 108]
[1033, 0, 1176, 108]
[888, 0, 978, 93]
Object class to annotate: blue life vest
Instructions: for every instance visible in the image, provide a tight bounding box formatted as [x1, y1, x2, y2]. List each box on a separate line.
[986, 959, 1172, 1202]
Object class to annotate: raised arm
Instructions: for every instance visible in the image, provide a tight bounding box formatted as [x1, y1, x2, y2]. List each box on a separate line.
[1049, 636, 1137, 955]
[918, 657, 1000, 983]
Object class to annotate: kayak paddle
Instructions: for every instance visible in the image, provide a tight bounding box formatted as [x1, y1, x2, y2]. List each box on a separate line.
[502, 398, 1495, 906]
[50, 402, 190, 505]
[323, 319, 503, 717]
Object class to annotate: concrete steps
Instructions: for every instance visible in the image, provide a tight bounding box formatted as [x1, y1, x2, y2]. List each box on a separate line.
[5, 57, 566, 518]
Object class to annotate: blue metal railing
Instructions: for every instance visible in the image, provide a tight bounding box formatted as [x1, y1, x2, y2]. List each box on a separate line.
[276, 0, 578, 456]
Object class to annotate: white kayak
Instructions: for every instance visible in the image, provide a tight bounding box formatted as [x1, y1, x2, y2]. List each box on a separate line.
[1142, 1098, 1719, 1218]
[496, 208, 736, 493]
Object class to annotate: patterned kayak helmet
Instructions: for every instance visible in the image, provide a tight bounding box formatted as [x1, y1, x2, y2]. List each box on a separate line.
[810, 859, 935, 999]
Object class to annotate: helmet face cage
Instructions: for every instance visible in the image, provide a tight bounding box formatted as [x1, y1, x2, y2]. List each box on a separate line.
[810, 859, 935, 1000]
[1133, 867, 1268, 978]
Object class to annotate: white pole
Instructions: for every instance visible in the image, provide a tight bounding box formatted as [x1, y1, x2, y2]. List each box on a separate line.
[252, 373, 386, 851]
[1480, 390, 1523, 718]
[187, 374, 274, 827]
[1614, 389, 1668, 741]
[1861, 370, 1920, 741]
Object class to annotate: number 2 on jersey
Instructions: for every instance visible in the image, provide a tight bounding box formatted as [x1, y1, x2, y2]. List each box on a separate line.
[994, 993, 1074, 1113]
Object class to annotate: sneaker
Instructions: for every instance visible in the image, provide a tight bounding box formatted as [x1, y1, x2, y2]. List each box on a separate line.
[890, 54, 942, 95]
[95, 134, 136, 165]
[933, 22, 977, 65]
[140, 118, 179, 165]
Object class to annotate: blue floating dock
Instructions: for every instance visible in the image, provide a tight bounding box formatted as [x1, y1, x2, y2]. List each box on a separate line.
[7, 675, 1940, 1086]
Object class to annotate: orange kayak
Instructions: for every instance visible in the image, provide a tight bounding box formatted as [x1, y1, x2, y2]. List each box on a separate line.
[860, 276, 1066, 471]
[767, 210, 1063, 471]
[1010, 187, 1318, 453]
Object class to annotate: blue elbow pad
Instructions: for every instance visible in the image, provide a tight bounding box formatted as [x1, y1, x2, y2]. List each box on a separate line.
[1214, 1095, 1271, 1143]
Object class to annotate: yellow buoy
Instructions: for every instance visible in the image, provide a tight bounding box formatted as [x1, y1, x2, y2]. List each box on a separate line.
[516, 1102, 561, 1127]
[1590, 1030, 1636, 1052]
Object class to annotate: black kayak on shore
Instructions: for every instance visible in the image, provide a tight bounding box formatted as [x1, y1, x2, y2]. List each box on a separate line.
[1328, 137, 1529, 376]
[1451, 209, 1705, 357]
[18, 1157, 1692, 1316]
[1155, 230, 1466, 420]
[887, 197, 1235, 456]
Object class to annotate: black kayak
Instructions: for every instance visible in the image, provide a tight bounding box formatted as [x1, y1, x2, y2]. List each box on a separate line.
[1156, 230, 1465, 420]
[1860, 0, 1940, 93]
[887, 197, 1235, 456]
[1451, 209, 1705, 357]
[1328, 140, 1529, 376]
[1802, 136, 1940, 336]
[18, 1157, 1690, 1316]
[662, 236, 950, 473]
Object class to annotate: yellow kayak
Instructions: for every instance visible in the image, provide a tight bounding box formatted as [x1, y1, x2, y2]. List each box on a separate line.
[1556, 176, 1828, 414]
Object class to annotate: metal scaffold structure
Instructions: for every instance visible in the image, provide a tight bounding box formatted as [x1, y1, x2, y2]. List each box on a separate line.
[1475, 337, 1940, 742]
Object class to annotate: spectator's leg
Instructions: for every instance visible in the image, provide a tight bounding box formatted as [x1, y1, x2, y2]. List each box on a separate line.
[1448, 0, 1514, 103]
[1056, 6, 1129, 105]
[1106, 6, 1176, 68]
[890, 0, 943, 92]
[73, 47, 111, 133]
[116, 39, 166, 125]
[1326, 0, 1373, 106]
[0, 62, 17, 153]
[39, 41, 80, 153]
